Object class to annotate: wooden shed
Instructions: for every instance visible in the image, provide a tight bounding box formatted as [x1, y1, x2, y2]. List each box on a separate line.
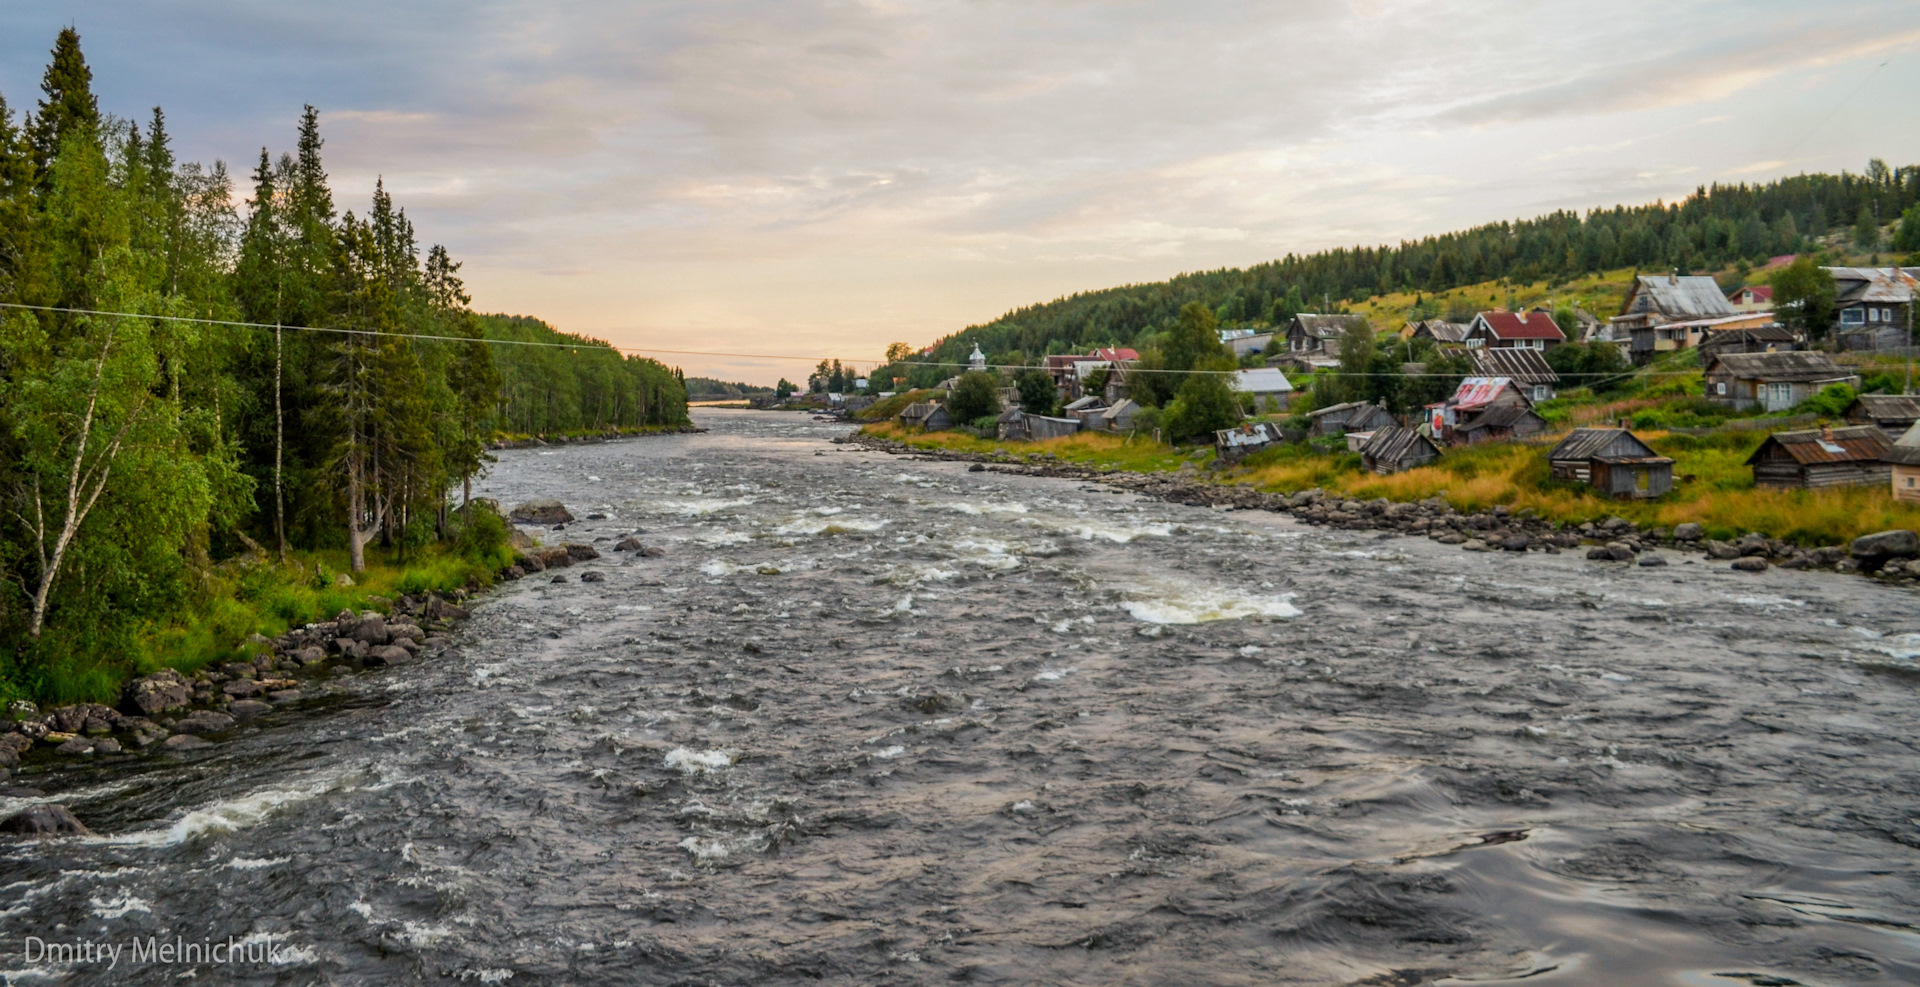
[1452, 404, 1549, 445]
[1843, 394, 1920, 442]
[1745, 425, 1892, 489]
[1547, 428, 1674, 499]
[1025, 414, 1083, 440]
[899, 401, 955, 431]
[1359, 426, 1442, 474]
[1888, 421, 1920, 504]
[1305, 400, 1396, 438]
[1214, 421, 1283, 462]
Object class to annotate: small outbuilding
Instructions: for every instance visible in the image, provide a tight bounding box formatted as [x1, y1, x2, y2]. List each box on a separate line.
[996, 407, 1030, 441]
[899, 401, 955, 431]
[1232, 368, 1294, 412]
[1887, 421, 1920, 504]
[1547, 428, 1674, 499]
[1844, 394, 1920, 441]
[1099, 398, 1142, 432]
[1451, 404, 1550, 445]
[1745, 424, 1892, 489]
[1214, 421, 1284, 462]
[1305, 400, 1396, 438]
[1359, 426, 1442, 474]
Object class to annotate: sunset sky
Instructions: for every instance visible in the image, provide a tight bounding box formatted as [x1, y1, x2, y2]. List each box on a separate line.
[4, 1, 1919, 384]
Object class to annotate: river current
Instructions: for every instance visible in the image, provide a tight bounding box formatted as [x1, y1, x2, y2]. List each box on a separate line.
[4, 409, 1920, 985]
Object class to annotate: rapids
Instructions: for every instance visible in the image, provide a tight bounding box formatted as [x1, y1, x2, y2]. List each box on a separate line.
[3, 409, 1919, 985]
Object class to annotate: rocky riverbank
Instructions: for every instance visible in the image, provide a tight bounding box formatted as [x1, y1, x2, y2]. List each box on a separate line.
[0, 524, 639, 830]
[847, 431, 1920, 585]
[488, 425, 703, 450]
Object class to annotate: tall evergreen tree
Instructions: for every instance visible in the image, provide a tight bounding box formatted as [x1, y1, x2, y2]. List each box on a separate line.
[27, 28, 100, 181]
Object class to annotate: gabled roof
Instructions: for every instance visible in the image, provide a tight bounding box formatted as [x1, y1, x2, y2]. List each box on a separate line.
[1745, 426, 1890, 466]
[1449, 376, 1520, 409]
[1063, 395, 1105, 411]
[1100, 398, 1138, 422]
[1289, 314, 1369, 339]
[1887, 421, 1920, 466]
[1707, 351, 1852, 383]
[1232, 368, 1294, 394]
[1826, 267, 1917, 305]
[1305, 400, 1375, 419]
[1470, 347, 1558, 385]
[1548, 427, 1658, 462]
[1408, 320, 1469, 343]
[1627, 275, 1738, 319]
[1472, 310, 1565, 341]
[1455, 405, 1545, 433]
[1848, 394, 1920, 422]
[1092, 347, 1140, 362]
[1359, 425, 1441, 462]
[1729, 285, 1773, 302]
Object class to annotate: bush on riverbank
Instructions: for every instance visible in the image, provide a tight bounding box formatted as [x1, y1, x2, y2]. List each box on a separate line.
[0, 505, 514, 709]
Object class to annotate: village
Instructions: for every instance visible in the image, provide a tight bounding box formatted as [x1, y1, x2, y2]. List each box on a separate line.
[839, 263, 1920, 575]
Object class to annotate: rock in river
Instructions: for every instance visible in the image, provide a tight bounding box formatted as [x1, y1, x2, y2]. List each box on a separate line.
[1, 804, 89, 837]
[510, 499, 574, 524]
[172, 710, 236, 735]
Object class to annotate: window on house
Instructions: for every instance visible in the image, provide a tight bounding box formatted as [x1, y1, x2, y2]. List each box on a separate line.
[1715, 381, 1726, 395]
[1841, 308, 1865, 325]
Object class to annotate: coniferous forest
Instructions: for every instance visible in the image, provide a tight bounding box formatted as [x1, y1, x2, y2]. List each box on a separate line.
[0, 30, 686, 695]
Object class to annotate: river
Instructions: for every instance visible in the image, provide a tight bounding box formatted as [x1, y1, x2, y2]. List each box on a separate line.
[4, 409, 1920, 985]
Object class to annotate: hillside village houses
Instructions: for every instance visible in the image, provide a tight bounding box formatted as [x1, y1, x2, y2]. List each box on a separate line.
[1468, 347, 1559, 403]
[1704, 351, 1860, 412]
[1404, 319, 1470, 347]
[1827, 266, 1917, 351]
[1727, 284, 1773, 312]
[1464, 310, 1565, 350]
[1845, 394, 1920, 441]
[1746, 425, 1892, 490]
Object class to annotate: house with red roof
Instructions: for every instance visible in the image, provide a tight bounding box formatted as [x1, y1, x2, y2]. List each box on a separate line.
[1727, 284, 1773, 313]
[1464, 310, 1565, 351]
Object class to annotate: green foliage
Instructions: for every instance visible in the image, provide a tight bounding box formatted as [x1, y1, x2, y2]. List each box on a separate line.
[1127, 347, 1176, 408]
[1770, 256, 1837, 339]
[1853, 206, 1881, 250]
[1015, 368, 1059, 416]
[1166, 302, 1224, 374]
[1545, 341, 1632, 393]
[1163, 358, 1242, 442]
[1791, 382, 1857, 419]
[776, 377, 797, 398]
[478, 314, 687, 435]
[946, 371, 1001, 422]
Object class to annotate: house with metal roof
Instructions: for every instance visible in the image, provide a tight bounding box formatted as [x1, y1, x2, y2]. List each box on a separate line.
[1098, 397, 1142, 432]
[1694, 324, 1801, 361]
[1887, 421, 1920, 504]
[1547, 428, 1673, 499]
[1727, 284, 1773, 313]
[1704, 352, 1859, 412]
[1844, 394, 1920, 441]
[1747, 425, 1892, 489]
[1613, 273, 1738, 330]
[1825, 267, 1916, 351]
[1469, 347, 1559, 403]
[1283, 314, 1370, 355]
[1359, 426, 1442, 474]
[899, 401, 955, 431]
[1465, 310, 1565, 351]
[1305, 400, 1395, 438]
[1404, 320, 1469, 347]
[1428, 377, 1547, 446]
[1232, 368, 1294, 412]
[1214, 421, 1284, 462]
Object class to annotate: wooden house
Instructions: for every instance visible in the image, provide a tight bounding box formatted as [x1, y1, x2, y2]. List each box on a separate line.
[1228, 332, 1276, 358]
[1469, 347, 1559, 403]
[1465, 310, 1565, 351]
[1026, 414, 1083, 440]
[1452, 404, 1549, 445]
[1704, 352, 1858, 412]
[1745, 425, 1892, 490]
[1887, 421, 1920, 504]
[1428, 377, 1545, 445]
[1547, 428, 1674, 499]
[1284, 314, 1369, 354]
[1826, 267, 1915, 351]
[1232, 368, 1293, 412]
[1404, 320, 1469, 347]
[1305, 400, 1395, 438]
[1695, 324, 1800, 361]
[1726, 284, 1773, 313]
[996, 407, 1030, 441]
[1099, 398, 1142, 432]
[1214, 422, 1283, 462]
[1611, 273, 1736, 335]
[1843, 394, 1920, 441]
[1359, 426, 1442, 474]
[899, 401, 954, 431]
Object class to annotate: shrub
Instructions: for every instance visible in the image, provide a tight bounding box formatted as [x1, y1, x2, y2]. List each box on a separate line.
[947, 371, 1002, 422]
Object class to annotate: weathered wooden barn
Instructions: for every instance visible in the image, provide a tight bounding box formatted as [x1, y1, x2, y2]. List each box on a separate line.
[1099, 398, 1141, 432]
[1843, 394, 1920, 441]
[1359, 426, 1442, 474]
[899, 401, 954, 431]
[1745, 425, 1892, 489]
[1306, 400, 1396, 438]
[1705, 352, 1858, 412]
[1213, 421, 1283, 462]
[1452, 404, 1550, 445]
[1547, 428, 1674, 499]
[1888, 421, 1920, 504]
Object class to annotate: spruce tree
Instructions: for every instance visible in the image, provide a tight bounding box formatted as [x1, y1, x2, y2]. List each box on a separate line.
[28, 28, 100, 180]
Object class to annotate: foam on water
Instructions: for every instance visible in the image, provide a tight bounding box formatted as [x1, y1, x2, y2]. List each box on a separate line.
[664, 748, 735, 774]
[98, 771, 350, 847]
[655, 497, 754, 516]
[774, 517, 891, 536]
[1119, 582, 1301, 624]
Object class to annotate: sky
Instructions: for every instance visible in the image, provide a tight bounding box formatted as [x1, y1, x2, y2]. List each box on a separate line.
[4, 1, 1919, 385]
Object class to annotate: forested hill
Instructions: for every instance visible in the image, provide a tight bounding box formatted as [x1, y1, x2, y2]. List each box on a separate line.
[478, 314, 688, 434]
[903, 162, 1920, 381]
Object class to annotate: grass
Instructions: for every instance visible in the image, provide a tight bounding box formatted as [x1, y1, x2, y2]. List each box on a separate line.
[855, 389, 941, 422]
[2, 512, 518, 709]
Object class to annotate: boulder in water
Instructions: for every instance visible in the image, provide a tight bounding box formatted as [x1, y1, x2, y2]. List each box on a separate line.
[1, 803, 89, 837]
[614, 536, 644, 552]
[172, 710, 236, 735]
[510, 499, 574, 524]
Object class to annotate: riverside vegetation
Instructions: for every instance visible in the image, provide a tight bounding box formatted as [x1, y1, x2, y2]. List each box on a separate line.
[0, 30, 688, 708]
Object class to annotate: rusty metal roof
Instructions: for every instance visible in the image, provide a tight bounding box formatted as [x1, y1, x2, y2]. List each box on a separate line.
[1745, 425, 1891, 466]
[1470, 347, 1559, 385]
[1849, 394, 1920, 422]
[1708, 351, 1854, 383]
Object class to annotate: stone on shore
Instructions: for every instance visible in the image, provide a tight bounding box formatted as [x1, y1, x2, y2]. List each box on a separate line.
[123, 670, 193, 716]
[1731, 556, 1770, 572]
[614, 536, 644, 552]
[510, 499, 574, 524]
[1851, 529, 1919, 561]
[1638, 553, 1668, 567]
[163, 734, 210, 750]
[1672, 523, 1704, 541]
[365, 645, 411, 667]
[228, 699, 272, 719]
[172, 710, 236, 735]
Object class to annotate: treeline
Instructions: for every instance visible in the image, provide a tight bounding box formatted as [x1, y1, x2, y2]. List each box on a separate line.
[480, 314, 688, 433]
[0, 30, 685, 675]
[902, 160, 1920, 383]
[683, 376, 773, 400]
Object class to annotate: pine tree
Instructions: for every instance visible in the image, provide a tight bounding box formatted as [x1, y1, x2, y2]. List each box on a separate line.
[27, 27, 100, 181]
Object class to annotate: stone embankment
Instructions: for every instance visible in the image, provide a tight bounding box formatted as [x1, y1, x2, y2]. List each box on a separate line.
[846, 433, 1920, 585]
